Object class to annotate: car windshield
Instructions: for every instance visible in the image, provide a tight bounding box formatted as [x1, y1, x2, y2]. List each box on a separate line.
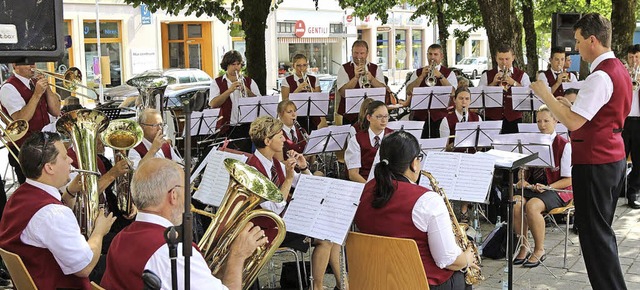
[459, 58, 478, 65]
[165, 71, 195, 84]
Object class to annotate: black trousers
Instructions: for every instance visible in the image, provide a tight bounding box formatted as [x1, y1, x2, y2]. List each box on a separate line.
[623, 117, 640, 200]
[500, 118, 521, 134]
[573, 159, 627, 290]
[430, 271, 471, 290]
[421, 118, 443, 139]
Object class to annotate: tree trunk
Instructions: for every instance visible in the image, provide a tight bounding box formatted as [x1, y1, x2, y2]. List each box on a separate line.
[611, 0, 637, 58]
[477, 0, 524, 70]
[436, 1, 449, 66]
[521, 0, 538, 80]
[240, 0, 271, 95]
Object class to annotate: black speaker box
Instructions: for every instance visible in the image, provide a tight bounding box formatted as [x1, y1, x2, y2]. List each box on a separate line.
[552, 13, 582, 55]
[0, 0, 64, 63]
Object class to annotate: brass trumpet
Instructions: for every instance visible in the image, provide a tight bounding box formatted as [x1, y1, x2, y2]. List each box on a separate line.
[356, 58, 371, 88]
[425, 60, 437, 87]
[31, 67, 98, 100]
[631, 65, 639, 91]
[500, 66, 511, 91]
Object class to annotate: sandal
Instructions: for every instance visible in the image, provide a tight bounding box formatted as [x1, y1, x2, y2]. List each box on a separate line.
[460, 211, 470, 223]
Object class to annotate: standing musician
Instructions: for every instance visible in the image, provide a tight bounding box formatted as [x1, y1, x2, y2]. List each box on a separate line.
[101, 158, 266, 290]
[0, 132, 115, 289]
[355, 131, 478, 289]
[564, 55, 579, 79]
[129, 108, 182, 169]
[625, 44, 640, 209]
[0, 63, 61, 184]
[345, 101, 393, 183]
[406, 44, 458, 138]
[513, 105, 572, 268]
[530, 13, 630, 290]
[479, 45, 531, 134]
[537, 46, 578, 97]
[246, 116, 344, 290]
[209, 50, 260, 153]
[336, 40, 387, 125]
[280, 54, 322, 132]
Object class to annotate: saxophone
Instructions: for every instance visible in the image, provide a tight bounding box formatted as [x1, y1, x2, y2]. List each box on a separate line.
[421, 170, 484, 285]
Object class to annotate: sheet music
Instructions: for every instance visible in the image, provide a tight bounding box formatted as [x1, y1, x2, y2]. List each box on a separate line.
[192, 151, 248, 206]
[303, 125, 352, 155]
[410, 86, 454, 110]
[562, 81, 585, 91]
[344, 87, 386, 114]
[284, 175, 365, 244]
[479, 149, 532, 168]
[190, 146, 217, 184]
[511, 87, 545, 111]
[491, 133, 555, 168]
[289, 92, 330, 117]
[386, 120, 425, 140]
[419, 152, 496, 203]
[453, 120, 502, 148]
[237, 96, 280, 123]
[185, 108, 220, 136]
[469, 86, 503, 109]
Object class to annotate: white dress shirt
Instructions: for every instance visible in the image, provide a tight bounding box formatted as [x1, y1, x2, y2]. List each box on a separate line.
[630, 90, 640, 117]
[20, 179, 93, 275]
[479, 67, 531, 88]
[571, 51, 616, 121]
[536, 70, 578, 87]
[280, 74, 320, 89]
[345, 128, 385, 170]
[407, 64, 459, 89]
[282, 124, 295, 141]
[336, 60, 386, 95]
[550, 132, 572, 178]
[137, 212, 228, 290]
[209, 75, 261, 126]
[0, 74, 55, 122]
[128, 138, 183, 169]
[439, 111, 483, 139]
[252, 150, 295, 214]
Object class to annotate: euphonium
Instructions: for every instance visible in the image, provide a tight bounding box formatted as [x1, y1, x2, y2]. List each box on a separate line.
[421, 170, 484, 285]
[197, 158, 286, 289]
[425, 60, 437, 87]
[57, 109, 110, 237]
[100, 119, 144, 216]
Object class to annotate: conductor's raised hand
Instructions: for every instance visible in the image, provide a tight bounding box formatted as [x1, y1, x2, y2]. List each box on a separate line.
[529, 80, 550, 101]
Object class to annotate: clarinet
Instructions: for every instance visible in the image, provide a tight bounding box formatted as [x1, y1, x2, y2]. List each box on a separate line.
[293, 120, 310, 142]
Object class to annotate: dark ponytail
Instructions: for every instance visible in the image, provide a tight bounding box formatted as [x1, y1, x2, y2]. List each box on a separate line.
[372, 131, 421, 208]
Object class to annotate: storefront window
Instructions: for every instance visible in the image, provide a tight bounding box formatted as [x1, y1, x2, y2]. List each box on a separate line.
[162, 22, 213, 77]
[412, 30, 423, 69]
[277, 43, 333, 77]
[395, 29, 407, 70]
[83, 21, 122, 88]
[377, 32, 390, 71]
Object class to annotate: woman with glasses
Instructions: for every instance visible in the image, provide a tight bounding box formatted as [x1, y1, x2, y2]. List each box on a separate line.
[355, 131, 478, 289]
[129, 108, 182, 169]
[208, 50, 260, 153]
[281, 54, 322, 133]
[345, 100, 393, 183]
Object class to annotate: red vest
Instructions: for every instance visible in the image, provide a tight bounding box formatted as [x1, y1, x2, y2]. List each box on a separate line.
[1, 76, 50, 147]
[355, 180, 454, 286]
[213, 76, 253, 133]
[338, 62, 379, 122]
[282, 126, 307, 154]
[445, 111, 480, 136]
[133, 142, 172, 159]
[411, 66, 453, 121]
[485, 68, 525, 121]
[246, 154, 287, 243]
[0, 183, 91, 289]
[543, 70, 565, 97]
[285, 74, 317, 91]
[351, 121, 365, 135]
[67, 147, 107, 175]
[571, 58, 630, 164]
[354, 128, 393, 178]
[545, 135, 573, 203]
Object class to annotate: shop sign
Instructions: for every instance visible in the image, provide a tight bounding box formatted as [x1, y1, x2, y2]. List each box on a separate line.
[294, 20, 330, 38]
[141, 4, 152, 25]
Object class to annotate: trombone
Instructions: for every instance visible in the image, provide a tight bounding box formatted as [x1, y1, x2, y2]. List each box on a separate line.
[0, 111, 29, 161]
[31, 67, 98, 100]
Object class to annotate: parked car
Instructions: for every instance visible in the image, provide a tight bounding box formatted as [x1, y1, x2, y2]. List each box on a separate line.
[455, 56, 489, 79]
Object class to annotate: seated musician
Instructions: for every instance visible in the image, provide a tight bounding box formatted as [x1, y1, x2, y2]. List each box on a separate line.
[129, 108, 182, 169]
[557, 88, 579, 108]
[348, 98, 374, 137]
[247, 116, 344, 290]
[276, 100, 323, 176]
[209, 50, 260, 153]
[513, 105, 572, 268]
[345, 100, 393, 183]
[0, 132, 116, 289]
[354, 131, 478, 289]
[101, 158, 266, 290]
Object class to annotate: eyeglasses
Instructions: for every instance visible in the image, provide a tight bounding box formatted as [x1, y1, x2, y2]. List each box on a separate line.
[38, 133, 51, 168]
[141, 123, 165, 129]
[295, 64, 308, 68]
[416, 153, 424, 162]
[373, 115, 390, 121]
[168, 184, 183, 193]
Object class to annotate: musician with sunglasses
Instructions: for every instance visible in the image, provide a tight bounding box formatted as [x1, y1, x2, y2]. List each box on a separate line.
[129, 108, 182, 169]
[209, 50, 260, 153]
[0, 132, 115, 289]
[0, 63, 61, 185]
[355, 131, 478, 289]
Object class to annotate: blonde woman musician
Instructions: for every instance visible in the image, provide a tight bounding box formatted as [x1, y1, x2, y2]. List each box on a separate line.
[280, 54, 322, 132]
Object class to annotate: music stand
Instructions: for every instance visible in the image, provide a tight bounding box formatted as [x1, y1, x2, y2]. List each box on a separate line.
[511, 87, 547, 120]
[303, 125, 352, 155]
[410, 86, 453, 137]
[386, 120, 425, 140]
[236, 96, 280, 124]
[469, 86, 503, 119]
[561, 81, 584, 91]
[344, 87, 386, 115]
[289, 92, 330, 130]
[453, 120, 502, 149]
[183, 109, 221, 158]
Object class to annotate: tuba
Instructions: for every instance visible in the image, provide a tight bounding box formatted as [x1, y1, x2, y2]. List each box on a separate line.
[57, 109, 110, 237]
[100, 119, 144, 216]
[126, 75, 169, 112]
[197, 158, 286, 289]
[421, 170, 484, 285]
